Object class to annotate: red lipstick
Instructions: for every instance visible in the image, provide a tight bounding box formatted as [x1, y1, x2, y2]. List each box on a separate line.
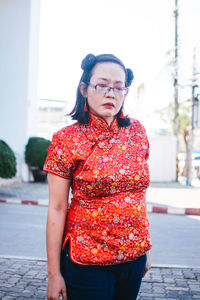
[103, 103, 114, 108]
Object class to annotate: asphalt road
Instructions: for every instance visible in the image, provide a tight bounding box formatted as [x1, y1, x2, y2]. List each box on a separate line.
[0, 203, 200, 267]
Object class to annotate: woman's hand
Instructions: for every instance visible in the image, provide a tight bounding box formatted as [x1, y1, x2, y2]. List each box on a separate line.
[143, 251, 151, 277]
[47, 273, 67, 300]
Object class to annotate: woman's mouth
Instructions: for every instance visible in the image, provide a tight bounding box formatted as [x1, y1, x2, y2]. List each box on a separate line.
[103, 103, 114, 108]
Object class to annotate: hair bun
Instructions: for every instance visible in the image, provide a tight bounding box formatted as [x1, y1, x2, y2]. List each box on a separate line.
[126, 68, 134, 86]
[81, 54, 96, 71]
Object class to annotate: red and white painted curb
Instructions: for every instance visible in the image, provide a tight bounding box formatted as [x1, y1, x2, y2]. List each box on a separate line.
[147, 205, 200, 216]
[0, 198, 48, 206]
[0, 197, 200, 216]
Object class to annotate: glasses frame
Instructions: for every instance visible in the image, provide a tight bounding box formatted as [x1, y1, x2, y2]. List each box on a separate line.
[88, 83, 128, 96]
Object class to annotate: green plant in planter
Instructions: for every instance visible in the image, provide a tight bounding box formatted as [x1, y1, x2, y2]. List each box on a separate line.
[0, 140, 17, 178]
[25, 137, 51, 182]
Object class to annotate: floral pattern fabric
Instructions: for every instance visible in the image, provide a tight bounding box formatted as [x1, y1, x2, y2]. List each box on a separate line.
[43, 112, 152, 265]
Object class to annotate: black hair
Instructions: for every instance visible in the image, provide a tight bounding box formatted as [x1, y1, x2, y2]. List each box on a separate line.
[69, 53, 134, 127]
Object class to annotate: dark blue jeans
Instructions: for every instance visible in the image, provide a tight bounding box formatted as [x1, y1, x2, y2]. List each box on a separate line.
[60, 241, 146, 300]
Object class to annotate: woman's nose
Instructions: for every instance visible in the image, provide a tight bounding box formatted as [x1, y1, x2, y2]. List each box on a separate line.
[106, 87, 115, 97]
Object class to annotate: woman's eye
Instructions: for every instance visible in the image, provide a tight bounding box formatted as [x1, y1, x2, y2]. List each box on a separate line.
[115, 87, 124, 91]
[97, 84, 107, 88]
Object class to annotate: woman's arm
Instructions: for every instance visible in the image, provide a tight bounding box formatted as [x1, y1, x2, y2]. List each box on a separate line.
[46, 173, 71, 300]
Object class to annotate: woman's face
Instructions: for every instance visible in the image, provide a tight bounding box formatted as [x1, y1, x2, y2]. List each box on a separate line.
[81, 62, 128, 125]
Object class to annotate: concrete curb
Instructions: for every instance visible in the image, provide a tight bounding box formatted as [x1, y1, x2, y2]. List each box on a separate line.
[0, 254, 47, 261]
[0, 197, 200, 216]
[0, 177, 22, 187]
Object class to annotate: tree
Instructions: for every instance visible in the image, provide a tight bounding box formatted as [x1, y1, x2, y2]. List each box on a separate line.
[155, 100, 191, 176]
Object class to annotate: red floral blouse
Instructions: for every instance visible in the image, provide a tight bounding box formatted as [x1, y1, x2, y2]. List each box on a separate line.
[43, 112, 152, 265]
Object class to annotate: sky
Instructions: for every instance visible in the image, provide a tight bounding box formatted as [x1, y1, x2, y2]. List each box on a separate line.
[38, 0, 200, 134]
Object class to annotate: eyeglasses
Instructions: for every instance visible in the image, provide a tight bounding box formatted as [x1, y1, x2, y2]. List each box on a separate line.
[88, 83, 128, 96]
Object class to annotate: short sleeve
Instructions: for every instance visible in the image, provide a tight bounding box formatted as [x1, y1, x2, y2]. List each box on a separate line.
[141, 125, 150, 161]
[43, 132, 75, 179]
[135, 120, 150, 161]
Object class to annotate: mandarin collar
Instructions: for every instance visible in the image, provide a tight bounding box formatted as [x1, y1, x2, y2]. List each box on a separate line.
[89, 112, 119, 134]
[83, 112, 119, 144]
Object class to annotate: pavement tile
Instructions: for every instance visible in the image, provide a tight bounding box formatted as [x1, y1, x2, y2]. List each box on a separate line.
[166, 286, 190, 291]
[175, 281, 189, 287]
[11, 263, 23, 269]
[163, 278, 176, 283]
[0, 285, 13, 290]
[7, 276, 20, 283]
[30, 280, 46, 286]
[5, 287, 25, 294]
[36, 261, 46, 265]
[189, 285, 200, 290]
[166, 290, 180, 297]
[25, 270, 39, 276]
[0, 274, 12, 280]
[188, 280, 200, 284]
[153, 287, 165, 293]
[22, 286, 38, 292]
[7, 293, 21, 297]
[151, 277, 163, 282]
[38, 286, 47, 291]
[139, 292, 165, 298]
[140, 283, 152, 291]
[0, 291, 5, 298]
[0, 257, 200, 299]
[160, 268, 173, 274]
[36, 290, 47, 297]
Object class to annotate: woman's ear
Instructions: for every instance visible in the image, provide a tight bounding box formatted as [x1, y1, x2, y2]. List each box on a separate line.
[80, 82, 87, 97]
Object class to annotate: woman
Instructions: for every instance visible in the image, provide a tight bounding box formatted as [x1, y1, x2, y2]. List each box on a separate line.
[43, 53, 152, 300]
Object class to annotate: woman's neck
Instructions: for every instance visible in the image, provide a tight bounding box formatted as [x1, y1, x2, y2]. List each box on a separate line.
[89, 112, 114, 127]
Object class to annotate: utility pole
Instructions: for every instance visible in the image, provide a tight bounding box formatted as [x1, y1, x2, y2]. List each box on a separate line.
[174, 0, 179, 182]
[186, 48, 198, 185]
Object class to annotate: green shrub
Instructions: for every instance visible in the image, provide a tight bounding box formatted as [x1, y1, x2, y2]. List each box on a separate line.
[25, 137, 51, 170]
[0, 140, 17, 178]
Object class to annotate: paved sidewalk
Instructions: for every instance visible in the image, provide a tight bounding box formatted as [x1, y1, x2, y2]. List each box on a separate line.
[0, 180, 200, 215]
[0, 257, 199, 300]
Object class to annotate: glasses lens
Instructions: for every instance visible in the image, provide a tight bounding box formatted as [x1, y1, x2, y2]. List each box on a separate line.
[96, 85, 109, 94]
[114, 87, 126, 95]
[95, 84, 126, 95]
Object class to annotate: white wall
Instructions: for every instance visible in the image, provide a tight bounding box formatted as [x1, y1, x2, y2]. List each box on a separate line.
[148, 135, 176, 182]
[0, 0, 40, 180]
